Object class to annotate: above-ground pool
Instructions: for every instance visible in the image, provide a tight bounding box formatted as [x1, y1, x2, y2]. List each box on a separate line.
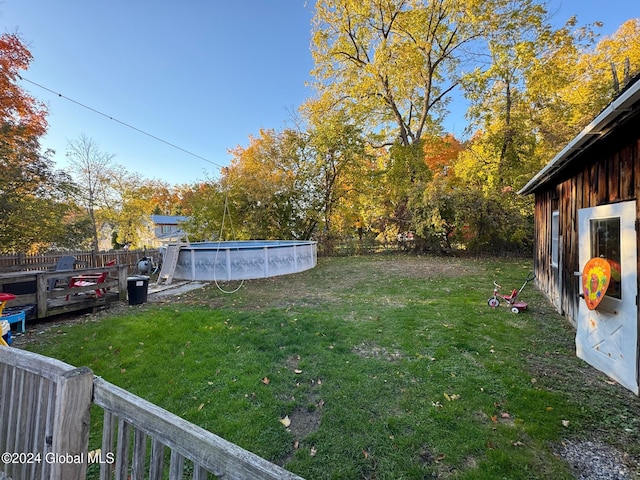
[170, 240, 317, 282]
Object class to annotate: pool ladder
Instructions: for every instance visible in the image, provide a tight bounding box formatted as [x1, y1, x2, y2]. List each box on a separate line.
[157, 244, 181, 285]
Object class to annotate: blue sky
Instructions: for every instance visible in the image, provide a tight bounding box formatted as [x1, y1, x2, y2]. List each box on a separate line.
[1, 1, 638, 185]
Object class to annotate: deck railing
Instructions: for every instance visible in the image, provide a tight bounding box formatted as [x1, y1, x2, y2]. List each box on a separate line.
[0, 348, 304, 480]
[0, 348, 93, 480]
[0, 265, 129, 320]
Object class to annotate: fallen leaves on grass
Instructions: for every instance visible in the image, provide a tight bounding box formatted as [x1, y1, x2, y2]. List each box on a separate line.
[280, 415, 291, 428]
[491, 412, 512, 423]
[261, 376, 270, 385]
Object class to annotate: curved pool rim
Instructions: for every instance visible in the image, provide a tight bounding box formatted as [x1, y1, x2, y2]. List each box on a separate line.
[171, 240, 317, 282]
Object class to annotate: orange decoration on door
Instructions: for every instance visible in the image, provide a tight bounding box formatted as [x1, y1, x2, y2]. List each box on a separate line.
[582, 257, 611, 310]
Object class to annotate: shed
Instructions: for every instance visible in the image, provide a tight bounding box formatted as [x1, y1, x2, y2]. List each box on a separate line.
[519, 75, 640, 394]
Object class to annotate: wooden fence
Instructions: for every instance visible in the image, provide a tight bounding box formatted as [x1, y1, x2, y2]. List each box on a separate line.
[0, 348, 305, 480]
[0, 249, 159, 274]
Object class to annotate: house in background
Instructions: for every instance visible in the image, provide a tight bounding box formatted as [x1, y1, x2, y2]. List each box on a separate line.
[519, 75, 640, 394]
[150, 215, 188, 246]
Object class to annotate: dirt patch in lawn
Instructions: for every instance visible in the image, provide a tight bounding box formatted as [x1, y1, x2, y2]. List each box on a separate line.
[277, 357, 325, 467]
[288, 406, 322, 443]
[276, 404, 323, 467]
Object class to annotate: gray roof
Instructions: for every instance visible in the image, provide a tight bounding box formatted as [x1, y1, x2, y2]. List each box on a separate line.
[151, 214, 188, 225]
[519, 77, 640, 195]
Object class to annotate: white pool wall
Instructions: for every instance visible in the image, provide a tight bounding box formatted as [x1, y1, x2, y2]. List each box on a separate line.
[172, 240, 317, 281]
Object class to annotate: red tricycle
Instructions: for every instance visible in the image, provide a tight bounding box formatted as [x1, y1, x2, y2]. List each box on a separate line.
[488, 272, 535, 313]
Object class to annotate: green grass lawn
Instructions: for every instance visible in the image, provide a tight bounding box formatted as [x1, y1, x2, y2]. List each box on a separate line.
[19, 255, 640, 479]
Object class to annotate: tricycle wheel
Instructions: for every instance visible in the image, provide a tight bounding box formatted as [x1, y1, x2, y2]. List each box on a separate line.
[511, 306, 520, 314]
[488, 298, 500, 308]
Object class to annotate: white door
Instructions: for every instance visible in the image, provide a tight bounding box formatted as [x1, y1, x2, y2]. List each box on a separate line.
[577, 201, 638, 394]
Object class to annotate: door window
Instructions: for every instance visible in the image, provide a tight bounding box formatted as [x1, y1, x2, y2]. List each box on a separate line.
[589, 217, 621, 299]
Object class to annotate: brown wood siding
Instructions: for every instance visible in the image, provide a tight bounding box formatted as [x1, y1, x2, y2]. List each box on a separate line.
[533, 189, 558, 310]
[532, 115, 640, 324]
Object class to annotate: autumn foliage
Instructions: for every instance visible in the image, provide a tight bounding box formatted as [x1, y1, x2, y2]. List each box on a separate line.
[3, 12, 640, 255]
[0, 33, 56, 253]
[0, 33, 47, 140]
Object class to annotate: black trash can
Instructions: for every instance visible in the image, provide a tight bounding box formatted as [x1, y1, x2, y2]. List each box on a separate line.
[127, 275, 149, 305]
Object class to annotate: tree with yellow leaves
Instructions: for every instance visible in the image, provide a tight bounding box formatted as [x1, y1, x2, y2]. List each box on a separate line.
[223, 128, 318, 240]
[562, 19, 640, 132]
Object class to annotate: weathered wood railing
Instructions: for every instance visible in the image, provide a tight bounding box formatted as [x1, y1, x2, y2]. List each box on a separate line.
[0, 348, 305, 480]
[0, 348, 93, 480]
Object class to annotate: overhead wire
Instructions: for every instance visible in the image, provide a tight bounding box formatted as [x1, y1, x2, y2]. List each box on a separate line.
[19, 76, 249, 293]
[17, 75, 227, 171]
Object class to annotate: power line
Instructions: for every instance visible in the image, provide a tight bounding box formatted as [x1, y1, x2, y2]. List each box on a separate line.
[18, 75, 227, 171]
